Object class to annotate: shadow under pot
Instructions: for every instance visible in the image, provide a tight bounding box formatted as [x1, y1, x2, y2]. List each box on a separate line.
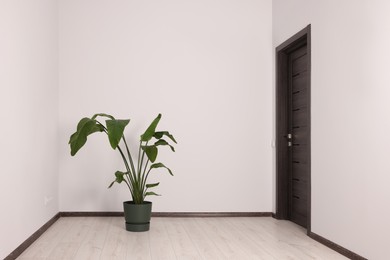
[123, 201, 152, 232]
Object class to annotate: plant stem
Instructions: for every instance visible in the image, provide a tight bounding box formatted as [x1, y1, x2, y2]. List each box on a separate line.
[122, 137, 136, 176]
[116, 145, 135, 194]
[96, 120, 107, 132]
[116, 146, 130, 172]
[137, 141, 142, 175]
[141, 159, 150, 194]
[123, 179, 133, 197]
[138, 141, 148, 179]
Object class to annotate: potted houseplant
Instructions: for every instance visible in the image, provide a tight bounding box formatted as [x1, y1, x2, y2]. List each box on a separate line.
[68, 113, 176, 231]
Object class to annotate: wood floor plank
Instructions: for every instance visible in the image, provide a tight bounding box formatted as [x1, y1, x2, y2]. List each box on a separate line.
[73, 217, 111, 260]
[257, 218, 347, 259]
[46, 217, 92, 260]
[148, 218, 177, 260]
[218, 218, 277, 259]
[179, 218, 225, 260]
[17, 216, 349, 260]
[228, 217, 347, 259]
[194, 217, 255, 259]
[163, 218, 201, 259]
[100, 217, 129, 259]
[255, 218, 317, 258]
[124, 230, 151, 260]
[17, 218, 74, 259]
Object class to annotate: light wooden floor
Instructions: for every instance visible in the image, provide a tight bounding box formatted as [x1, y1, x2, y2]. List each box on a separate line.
[17, 217, 347, 260]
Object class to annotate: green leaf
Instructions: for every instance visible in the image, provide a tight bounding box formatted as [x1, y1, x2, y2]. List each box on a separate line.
[115, 171, 125, 183]
[154, 131, 177, 144]
[108, 180, 115, 188]
[91, 113, 115, 120]
[141, 145, 158, 162]
[90, 123, 105, 134]
[106, 119, 130, 149]
[145, 191, 160, 197]
[76, 117, 90, 131]
[146, 182, 160, 188]
[150, 162, 173, 176]
[108, 171, 126, 188]
[69, 118, 104, 156]
[141, 114, 162, 142]
[155, 139, 175, 152]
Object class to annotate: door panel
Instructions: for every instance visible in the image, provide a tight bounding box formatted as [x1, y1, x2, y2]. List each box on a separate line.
[292, 146, 308, 163]
[292, 88, 308, 109]
[292, 107, 308, 126]
[292, 163, 307, 177]
[289, 45, 308, 228]
[292, 126, 308, 144]
[292, 71, 308, 91]
[276, 25, 311, 231]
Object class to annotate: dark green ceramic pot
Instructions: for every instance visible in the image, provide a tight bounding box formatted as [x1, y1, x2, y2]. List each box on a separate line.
[123, 201, 152, 232]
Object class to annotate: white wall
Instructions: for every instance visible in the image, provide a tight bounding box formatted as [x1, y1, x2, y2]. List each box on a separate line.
[0, 0, 59, 258]
[59, 0, 273, 212]
[273, 1, 390, 259]
[4, 0, 388, 258]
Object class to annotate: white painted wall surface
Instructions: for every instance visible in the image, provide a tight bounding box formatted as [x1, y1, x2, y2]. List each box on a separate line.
[59, 0, 273, 212]
[273, 1, 390, 259]
[0, 0, 59, 258]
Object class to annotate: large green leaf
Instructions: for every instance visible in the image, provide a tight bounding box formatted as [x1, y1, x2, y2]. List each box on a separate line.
[141, 145, 158, 162]
[150, 162, 173, 176]
[155, 139, 175, 152]
[69, 118, 104, 156]
[153, 131, 177, 144]
[140, 114, 161, 142]
[76, 118, 90, 131]
[106, 119, 130, 149]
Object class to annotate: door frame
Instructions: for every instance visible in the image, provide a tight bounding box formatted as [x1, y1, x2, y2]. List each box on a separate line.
[275, 25, 311, 233]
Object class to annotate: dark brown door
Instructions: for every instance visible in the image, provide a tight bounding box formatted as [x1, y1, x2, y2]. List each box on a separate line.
[288, 45, 308, 228]
[276, 25, 311, 232]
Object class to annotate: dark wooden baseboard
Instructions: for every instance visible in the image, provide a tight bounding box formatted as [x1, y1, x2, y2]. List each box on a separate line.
[59, 211, 273, 218]
[5, 213, 60, 260]
[60, 211, 124, 217]
[308, 231, 367, 260]
[152, 212, 273, 217]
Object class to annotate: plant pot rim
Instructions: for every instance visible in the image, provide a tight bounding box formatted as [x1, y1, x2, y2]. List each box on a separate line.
[124, 201, 152, 205]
